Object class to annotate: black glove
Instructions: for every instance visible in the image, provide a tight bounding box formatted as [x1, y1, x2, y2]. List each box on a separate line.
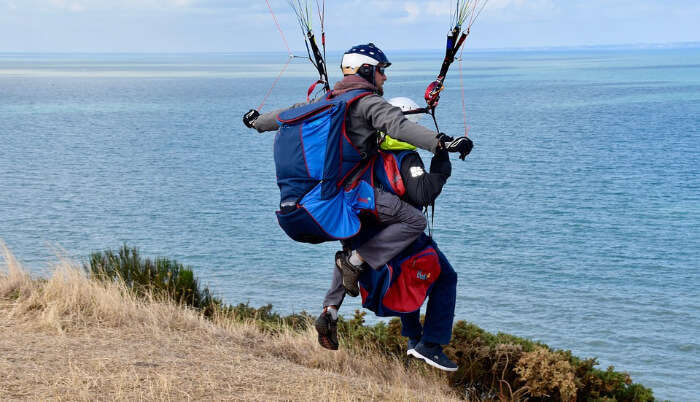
[243, 109, 260, 128]
[445, 136, 473, 160]
[436, 133, 454, 149]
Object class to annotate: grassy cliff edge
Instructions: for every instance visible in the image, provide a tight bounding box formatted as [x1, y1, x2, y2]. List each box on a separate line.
[0, 244, 654, 401]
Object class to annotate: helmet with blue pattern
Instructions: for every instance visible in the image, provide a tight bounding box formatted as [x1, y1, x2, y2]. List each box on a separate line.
[341, 43, 391, 83]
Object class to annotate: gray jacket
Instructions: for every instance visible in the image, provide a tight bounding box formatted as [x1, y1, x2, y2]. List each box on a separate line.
[253, 83, 439, 155]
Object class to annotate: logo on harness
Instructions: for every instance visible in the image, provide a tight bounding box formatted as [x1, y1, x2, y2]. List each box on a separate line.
[416, 270, 431, 280]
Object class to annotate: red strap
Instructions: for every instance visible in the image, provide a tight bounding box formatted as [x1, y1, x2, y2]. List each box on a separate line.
[381, 153, 405, 197]
[307, 80, 324, 102]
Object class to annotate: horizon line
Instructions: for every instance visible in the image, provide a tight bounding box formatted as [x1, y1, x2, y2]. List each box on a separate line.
[2, 41, 699, 55]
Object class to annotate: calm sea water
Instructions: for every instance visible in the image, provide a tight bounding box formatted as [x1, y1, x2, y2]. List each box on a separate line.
[1, 49, 698, 400]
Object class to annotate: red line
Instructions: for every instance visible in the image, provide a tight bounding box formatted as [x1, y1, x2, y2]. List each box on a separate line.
[265, 0, 292, 55]
[468, 0, 477, 28]
[469, 0, 489, 30]
[316, 0, 325, 31]
[257, 57, 292, 111]
[459, 46, 468, 137]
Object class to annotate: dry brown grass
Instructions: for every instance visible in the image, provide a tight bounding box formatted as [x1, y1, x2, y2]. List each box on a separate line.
[0, 243, 460, 401]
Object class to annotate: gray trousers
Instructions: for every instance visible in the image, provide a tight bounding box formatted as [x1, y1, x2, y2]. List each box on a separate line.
[323, 266, 346, 308]
[323, 188, 426, 308]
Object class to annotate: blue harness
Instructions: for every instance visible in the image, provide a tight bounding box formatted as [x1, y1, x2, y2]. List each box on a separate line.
[274, 90, 376, 244]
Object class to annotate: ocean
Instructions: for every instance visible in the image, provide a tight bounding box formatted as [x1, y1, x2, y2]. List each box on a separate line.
[1, 48, 698, 400]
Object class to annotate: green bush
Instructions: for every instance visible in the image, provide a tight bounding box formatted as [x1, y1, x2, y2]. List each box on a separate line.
[340, 315, 653, 401]
[84, 244, 220, 316]
[216, 302, 311, 332]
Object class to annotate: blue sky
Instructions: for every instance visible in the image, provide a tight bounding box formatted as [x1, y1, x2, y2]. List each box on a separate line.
[0, 0, 698, 52]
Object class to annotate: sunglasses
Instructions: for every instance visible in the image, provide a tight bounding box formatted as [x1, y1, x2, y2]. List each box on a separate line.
[376, 65, 387, 75]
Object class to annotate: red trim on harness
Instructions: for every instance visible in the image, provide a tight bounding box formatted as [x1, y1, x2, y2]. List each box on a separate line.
[337, 91, 373, 189]
[381, 152, 406, 197]
[340, 92, 372, 155]
[369, 161, 379, 218]
[345, 154, 376, 190]
[359, 286, 368, 303]
[277, 104, 332, 124]
[337, 160, 363, 190]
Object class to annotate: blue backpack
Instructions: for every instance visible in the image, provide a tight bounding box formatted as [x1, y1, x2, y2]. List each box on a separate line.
[274, 90, 377, 244]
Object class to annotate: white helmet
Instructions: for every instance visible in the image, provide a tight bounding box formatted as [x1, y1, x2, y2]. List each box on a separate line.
[341, 43, 391, 76]
[389, 97, 422, 124]
[379, 97, 423, 151]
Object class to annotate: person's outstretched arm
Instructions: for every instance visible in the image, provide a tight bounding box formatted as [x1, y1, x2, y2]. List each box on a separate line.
[242, 102, 307, 133]
[356, 95, 441, 153]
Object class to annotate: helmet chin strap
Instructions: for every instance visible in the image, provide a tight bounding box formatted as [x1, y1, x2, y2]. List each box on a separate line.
[356, 64, 376, 86]
[355, 67, 383, 95]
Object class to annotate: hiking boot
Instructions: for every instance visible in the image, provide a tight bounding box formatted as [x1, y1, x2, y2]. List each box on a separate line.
[407, 337, 421, 354]
[335, 251, 364, 297]
[407, 341, 458, 372]
[314, 308, 338, 351]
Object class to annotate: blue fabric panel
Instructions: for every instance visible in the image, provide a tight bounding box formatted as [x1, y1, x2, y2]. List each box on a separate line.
[373, 155, 391, 193]
[340, 132, 363, 174]
[320, 101, 347, 199]
[274, 90, 373, 243]
[394, 150, 413, 165]
[319, 90, 367, 200]
[274, 127, 316, 203]
[358, 265, 393, 314]
[276, 177, 319, 204]
[346, 180, 375, 213]
[275, 90, 369, 202]
[300, 184, 362, 239]
[301, 111, 332, 180]
[276, 204, 330, 244]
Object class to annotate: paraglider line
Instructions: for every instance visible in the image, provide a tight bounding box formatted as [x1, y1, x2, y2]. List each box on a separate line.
[468, 0, 490, 29]
[265, 0, 293, 56]
[257, 56, 293, 111]
[459, 46, 468, 136]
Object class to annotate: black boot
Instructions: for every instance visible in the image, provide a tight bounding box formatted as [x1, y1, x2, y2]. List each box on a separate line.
[335, 251, 365, 297]
[314, 307, 338, 350]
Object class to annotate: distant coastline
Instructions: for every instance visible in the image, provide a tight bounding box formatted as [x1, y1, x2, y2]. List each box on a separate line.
[1, 41, 699, 56]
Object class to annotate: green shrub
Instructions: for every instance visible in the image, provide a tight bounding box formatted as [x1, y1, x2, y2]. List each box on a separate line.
[84, 244, 220, 316]
[216, 302, 311, 332]
[339, 316, 654, 401]
[338, 310, 406, 357]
